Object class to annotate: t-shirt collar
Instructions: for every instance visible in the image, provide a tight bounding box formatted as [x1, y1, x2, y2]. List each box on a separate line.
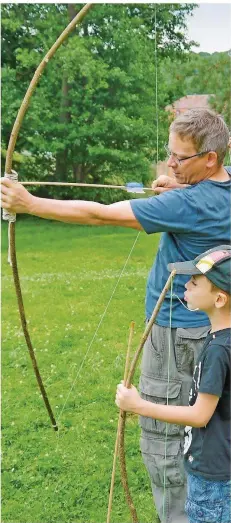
[207, 327, 231, 341]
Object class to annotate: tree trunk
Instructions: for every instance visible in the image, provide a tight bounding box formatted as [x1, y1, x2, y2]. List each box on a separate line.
[73, 164, 82, 182]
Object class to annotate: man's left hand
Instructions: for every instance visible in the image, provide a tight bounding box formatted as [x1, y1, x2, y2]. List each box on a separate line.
[1, 177, 34, 214]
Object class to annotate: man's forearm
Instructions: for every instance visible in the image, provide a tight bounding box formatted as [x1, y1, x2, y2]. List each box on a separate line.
[30, 196, 107, 224]
[28, 195, 142, 229]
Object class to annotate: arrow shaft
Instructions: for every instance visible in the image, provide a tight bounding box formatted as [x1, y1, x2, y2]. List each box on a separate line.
[21, 181, 153, 191]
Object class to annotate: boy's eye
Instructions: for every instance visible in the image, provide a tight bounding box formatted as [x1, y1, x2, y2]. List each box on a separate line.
[191, 279, 197, 286]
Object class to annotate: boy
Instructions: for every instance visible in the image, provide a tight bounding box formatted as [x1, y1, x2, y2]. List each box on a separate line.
[116, 245, 231, 523]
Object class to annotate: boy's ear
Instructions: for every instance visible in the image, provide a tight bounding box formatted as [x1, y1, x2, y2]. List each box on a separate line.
[214, 291, 228, 309]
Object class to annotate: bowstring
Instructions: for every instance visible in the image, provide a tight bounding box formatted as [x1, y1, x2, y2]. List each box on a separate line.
[162, 275, 173, 520]
[155, 4, 159, 166]
[55, 6, 161, 515]
[56, 231, 141, 429]
[56, 4, 160, 432]
[154, 5, 172, 519]
[154, 6, 180, 518]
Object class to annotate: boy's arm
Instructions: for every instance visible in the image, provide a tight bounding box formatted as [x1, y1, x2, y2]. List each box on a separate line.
[116, 384, 219, 428]
[0, 178, 142, 230]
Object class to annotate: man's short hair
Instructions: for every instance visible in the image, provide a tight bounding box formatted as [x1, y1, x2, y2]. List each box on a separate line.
[170, 108, 230, 165]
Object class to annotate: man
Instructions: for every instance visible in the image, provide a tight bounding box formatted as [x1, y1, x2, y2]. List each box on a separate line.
[1, 109, 231, 522]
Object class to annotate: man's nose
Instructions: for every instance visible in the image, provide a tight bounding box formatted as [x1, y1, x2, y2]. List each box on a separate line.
[185, 281, 189, 290]
[167, 156, 177, 168]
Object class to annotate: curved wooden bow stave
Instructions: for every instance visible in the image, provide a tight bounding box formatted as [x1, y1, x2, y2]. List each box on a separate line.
[4, 4, 93, 432]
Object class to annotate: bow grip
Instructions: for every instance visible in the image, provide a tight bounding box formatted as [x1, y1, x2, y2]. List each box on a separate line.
[2, 170, 18, 223]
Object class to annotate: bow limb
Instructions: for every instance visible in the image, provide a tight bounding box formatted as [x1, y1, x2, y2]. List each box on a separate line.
[118, 270, 176, 522]
[5, 3, 93, 174]
[4, 4, 93, 431]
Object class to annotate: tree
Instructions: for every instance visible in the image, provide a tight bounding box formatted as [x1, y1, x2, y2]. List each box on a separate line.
[159, 50, 231, 126]
[1, 3, 197, 201]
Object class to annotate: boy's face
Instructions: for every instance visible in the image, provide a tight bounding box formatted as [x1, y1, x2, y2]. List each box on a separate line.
[184, 274, 215, 312]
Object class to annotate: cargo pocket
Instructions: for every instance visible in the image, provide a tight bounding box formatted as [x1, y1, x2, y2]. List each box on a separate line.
[139, 375, 182, 436]
[175, 326, 209, 373]
[140, 324, 167, 378]
[140, 434, 186, 487]
[175, 326, 209, 404]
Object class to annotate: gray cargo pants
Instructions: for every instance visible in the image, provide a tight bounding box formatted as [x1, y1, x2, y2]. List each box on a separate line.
[139, 323, 210, 523]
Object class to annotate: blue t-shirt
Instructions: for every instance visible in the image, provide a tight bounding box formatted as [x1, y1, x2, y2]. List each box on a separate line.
[130, 171, 231, 327]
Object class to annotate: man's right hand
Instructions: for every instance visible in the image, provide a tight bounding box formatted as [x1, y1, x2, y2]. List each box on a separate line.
[151, 175, 189, 194]
[1, 177, 33, 214]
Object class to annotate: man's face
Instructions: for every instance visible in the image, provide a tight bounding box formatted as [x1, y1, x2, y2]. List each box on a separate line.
[167, 132, 209, 184]
[184, 274, 215, 312]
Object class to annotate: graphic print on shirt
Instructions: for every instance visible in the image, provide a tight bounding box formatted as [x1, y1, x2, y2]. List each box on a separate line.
[184, 425, 192, 454]
[183, 361, 202, 455]
[189, 361, 202, 404]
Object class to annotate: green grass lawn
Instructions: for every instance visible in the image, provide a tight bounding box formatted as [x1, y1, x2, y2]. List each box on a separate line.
[1, 217, 160, 523]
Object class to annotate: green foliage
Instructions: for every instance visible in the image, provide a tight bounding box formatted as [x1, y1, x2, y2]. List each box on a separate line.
[2, 218, 161, 523]
[160, 50, 231, 126]
[1, 3, 196, 202]
[3, 4, 229, 202]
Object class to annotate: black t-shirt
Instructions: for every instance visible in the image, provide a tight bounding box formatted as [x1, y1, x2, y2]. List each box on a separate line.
[184, 328, 231, 480]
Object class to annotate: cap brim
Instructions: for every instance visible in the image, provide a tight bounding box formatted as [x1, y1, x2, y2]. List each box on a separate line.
[167, 260, 201, 275]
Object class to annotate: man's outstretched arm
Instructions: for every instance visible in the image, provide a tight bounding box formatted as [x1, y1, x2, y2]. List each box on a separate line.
[1, 178, 143, 230]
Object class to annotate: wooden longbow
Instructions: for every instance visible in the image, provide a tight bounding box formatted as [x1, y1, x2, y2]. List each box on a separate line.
[3, 3, 93, 431]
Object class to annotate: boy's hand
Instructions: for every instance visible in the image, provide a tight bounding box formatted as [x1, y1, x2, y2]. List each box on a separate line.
[151, 175, 189, 194]
[1, 177, 34, 214]
[115, 382, 143, 413]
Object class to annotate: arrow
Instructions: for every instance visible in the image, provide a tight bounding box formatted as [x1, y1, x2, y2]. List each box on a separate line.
[20, 181, 154, 194]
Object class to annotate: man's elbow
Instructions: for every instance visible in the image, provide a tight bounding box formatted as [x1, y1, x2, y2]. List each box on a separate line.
[93, 202, 142, 229]
[87, 203, 110, 226]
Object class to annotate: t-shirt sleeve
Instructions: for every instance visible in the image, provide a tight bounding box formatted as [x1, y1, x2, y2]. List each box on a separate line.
[130, 188, 198, 234]
[199, 344, 230, 397]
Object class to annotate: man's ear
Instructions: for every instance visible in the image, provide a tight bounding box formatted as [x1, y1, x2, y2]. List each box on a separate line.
[215, 291, 228, 309]
[206, 151, 218, 168]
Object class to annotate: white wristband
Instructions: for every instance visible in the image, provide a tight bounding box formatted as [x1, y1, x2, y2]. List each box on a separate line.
[2, 170, 18, 223]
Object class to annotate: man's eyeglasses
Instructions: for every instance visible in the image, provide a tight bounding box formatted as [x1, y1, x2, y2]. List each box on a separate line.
[164, 145, 209, 165]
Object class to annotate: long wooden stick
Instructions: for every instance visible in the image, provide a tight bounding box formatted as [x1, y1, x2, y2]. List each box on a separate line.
[118, 270, 176, 522]
[9, 223, 58, 431]
[126, 270, 176, 387]
[107, 321, 135, 523]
